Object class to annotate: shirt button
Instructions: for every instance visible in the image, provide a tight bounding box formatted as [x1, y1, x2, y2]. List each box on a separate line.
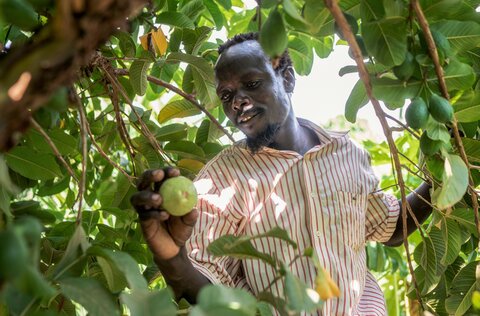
[315, 231, 322, 237]
[310, 192, 316, 198]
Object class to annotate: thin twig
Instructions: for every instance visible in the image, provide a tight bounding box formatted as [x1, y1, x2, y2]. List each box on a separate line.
[324, 0, 423, 307]
[29, 118, 78, 182]
[97, 60, 173, 165]
[84, 118, 136, 184]
[75, 96, 88, 226]
[411, 0, 480, 240]
[114, 68, 235, 142]
[384, 113, 420, 140]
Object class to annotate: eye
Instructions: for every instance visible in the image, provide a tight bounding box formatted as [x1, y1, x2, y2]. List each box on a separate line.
[220, 92, 231, 102]
[245, 80, 260, 89]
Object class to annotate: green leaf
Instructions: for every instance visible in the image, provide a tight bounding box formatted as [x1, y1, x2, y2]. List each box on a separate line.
[439, 59, 476, 91]
[158, 98, 201, 123]
[426, 118, 451, 143]
[155, 123, 188, 142]
[59, 277, 120, 316]
[207, 235, 277, 267]
[345, 80, 369, 123]
[454, 92, 480, 123]
[164, 140, 205, 160]
[203, 0, 224, 30]
[361, 11, 407, 66]
[190, 285, 257, 316]
[445, 261, 478, 315]
[433, 154, 469, 210]
[440, 218, 462, 266]
[52, 226, 90, 280]
[282, 0, 306, 23]
[285, 270, 322, 312]
[180, 0, 205, 21]
[130, 60, 151, 96]
[182, 27, 212, 56]
[121, 289, 177, 316]
[88, 246, 148, 290]
[311, 36, 333, 58]
[260, 8, 288, 58]
[6, 147, 62, 181]
[288, 37, 314, 76]
[155, 12, 195, 29]
[192, 67, 219, 109]
[432, 20, 480, 53]
[167, 52, 215, 83]
[420, 0, 463, 21]
[115, 31, 136, 58]
[26, 128, 78, 156]
[462, 138, 480, 164]
[371, 78, 422, 105]
[256, 301, 274, 316]
[447, 208, 478, 237]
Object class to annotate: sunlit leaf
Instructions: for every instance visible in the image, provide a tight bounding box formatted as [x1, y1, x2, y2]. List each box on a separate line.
[155, 12, 195, 29]
[433, 154, 469, 210]
[129, 60, 151, 96]
[158, 99, 201, 123]
[345, 80, 368, 123]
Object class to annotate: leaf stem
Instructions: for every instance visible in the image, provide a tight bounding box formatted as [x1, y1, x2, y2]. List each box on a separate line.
[75, 94, 88, 226]
[323, 0, 423, 307]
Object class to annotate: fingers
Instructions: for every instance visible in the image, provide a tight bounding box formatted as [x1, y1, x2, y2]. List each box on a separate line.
[131, 191, 163, 210]
[136, 167, 181, 191]
[137, 169, 166, 191]
[167, 208, 199, 247]
[180, 208, 199, 227]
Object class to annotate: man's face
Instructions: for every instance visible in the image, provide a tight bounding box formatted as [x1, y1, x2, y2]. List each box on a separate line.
[215, 41, 292, 149]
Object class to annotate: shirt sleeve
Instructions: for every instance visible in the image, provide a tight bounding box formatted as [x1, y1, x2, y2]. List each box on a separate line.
[361, 150, 400, 243]
[185, 158, 249, 288]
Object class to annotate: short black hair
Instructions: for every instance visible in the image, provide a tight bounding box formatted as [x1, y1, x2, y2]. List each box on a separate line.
[218, 32, 292, 75]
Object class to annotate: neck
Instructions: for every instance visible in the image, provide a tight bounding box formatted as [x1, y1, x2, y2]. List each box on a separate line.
[269, 113, 320, 155]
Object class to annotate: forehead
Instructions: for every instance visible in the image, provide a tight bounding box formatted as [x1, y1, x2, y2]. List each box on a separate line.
[215, 41, 273, 82]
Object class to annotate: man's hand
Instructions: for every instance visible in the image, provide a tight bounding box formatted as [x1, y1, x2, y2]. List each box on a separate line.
[130, 168, 199, 260]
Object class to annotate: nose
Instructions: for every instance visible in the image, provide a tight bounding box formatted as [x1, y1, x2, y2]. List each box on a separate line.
[232, 94, 251, 112]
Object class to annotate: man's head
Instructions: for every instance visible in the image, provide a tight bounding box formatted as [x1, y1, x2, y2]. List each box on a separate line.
[215, 33, 295, 153]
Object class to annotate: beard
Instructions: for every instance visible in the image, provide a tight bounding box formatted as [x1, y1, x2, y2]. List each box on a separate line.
[245, 123, 281, 154]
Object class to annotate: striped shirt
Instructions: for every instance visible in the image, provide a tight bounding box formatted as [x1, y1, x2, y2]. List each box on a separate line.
[187, 119, 400, 315]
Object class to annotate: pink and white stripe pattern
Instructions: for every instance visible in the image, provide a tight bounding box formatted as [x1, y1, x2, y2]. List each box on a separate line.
[187, 119, 400, 315]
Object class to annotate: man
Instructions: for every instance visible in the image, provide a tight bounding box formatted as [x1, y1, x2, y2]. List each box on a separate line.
[131, 33, 432, 315]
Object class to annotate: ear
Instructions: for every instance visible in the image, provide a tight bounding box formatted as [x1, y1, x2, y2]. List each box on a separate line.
[283, 66, 295, 93]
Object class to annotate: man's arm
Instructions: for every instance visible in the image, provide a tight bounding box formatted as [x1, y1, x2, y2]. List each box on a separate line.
[383, 182, 432, 247]
[130, 168, 210, 303]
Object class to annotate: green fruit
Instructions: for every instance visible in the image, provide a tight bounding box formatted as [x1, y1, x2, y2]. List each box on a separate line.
[429, 94, 453, 123]
[259, 8, 288, 58]
[0, 0, 38, 31]
[420, 132, 443, 156]
[159, 176, 198, 216]
[334, 12, 359, 40]
[419, 30, 451, 64]
[0, 229, 28, 281]
[393, 52, 417, 81]
[405, 98, 429, 129]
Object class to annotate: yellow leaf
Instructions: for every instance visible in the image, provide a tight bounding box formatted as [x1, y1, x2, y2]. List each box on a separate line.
[315, 266, 341, 301]
[151, 28, 168, 56]
[139, 33, 151, 51]
[178, 159, 205, 173]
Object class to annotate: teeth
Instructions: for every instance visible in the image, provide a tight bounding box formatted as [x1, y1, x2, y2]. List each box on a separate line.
[241, 116, 252, 122]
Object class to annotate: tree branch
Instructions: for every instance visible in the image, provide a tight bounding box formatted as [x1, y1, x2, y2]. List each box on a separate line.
[411, 0, 480, 240]
[75, 96, 88, 226]
[0, 0, 147, 152]
[114, 68, 235, 143]
[323, 0, 423, 307]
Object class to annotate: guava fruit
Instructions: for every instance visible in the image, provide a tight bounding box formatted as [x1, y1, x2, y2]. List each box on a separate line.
[420, 132, 443, 156]
[405, 98, 429, 129]
[429, 94, 453, 123]
[419, 29, 451, 64]
[393, 52, 416, 81]
[159, 176, 198, 216]
[348, 35, 368, 59]
[334, 12, 359, 40]
[0, 229, 28, 281]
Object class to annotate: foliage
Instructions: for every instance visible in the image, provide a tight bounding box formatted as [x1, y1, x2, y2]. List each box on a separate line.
[0, 0, 480, 315]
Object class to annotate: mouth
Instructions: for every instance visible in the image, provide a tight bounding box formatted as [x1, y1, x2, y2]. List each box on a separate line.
[237, 110, 261, 125]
